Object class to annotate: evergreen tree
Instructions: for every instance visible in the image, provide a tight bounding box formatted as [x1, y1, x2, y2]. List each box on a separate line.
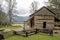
[46, 0, 60, 19]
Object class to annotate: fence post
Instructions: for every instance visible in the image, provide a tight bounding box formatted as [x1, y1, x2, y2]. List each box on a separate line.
[49, 30, 53, 36]
[25, 31, 29, 37]
[35, 28, 38, 34]
[0, 30, 4, 40]
[13, 30, 18, 35]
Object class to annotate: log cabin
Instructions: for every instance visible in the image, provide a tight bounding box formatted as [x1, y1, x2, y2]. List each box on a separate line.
[29, 6, 56, 30]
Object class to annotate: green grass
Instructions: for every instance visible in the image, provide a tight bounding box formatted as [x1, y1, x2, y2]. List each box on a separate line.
[0, 26, 22, 30]
[0, 25, 60, 40]
[5, 34, 60, 40]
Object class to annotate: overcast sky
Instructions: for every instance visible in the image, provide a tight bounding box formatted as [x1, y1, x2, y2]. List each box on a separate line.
[3, 0, 48, 16]
[16, 0, 48, 16]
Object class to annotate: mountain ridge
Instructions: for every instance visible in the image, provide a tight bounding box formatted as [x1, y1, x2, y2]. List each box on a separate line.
[12, 15, 29, 23]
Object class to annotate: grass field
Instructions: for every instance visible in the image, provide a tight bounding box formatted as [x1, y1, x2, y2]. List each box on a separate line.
[0, 24, 60, 40]
[5, 33, 60, 40]
[0, 25, 22, 30]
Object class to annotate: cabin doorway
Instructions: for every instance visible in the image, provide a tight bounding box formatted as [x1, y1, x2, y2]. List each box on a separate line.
[43, 22, 46, 28]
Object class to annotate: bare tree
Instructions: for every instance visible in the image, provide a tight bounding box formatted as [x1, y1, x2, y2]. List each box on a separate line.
[0, 0, 3, 11]
[5, 0, 17, 25]
[30, 1, 38, 13]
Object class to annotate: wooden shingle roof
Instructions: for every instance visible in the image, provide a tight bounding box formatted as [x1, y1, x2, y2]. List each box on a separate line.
[30, 6, 56, 17]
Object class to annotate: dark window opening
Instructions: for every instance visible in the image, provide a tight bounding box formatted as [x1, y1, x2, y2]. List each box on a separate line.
[30, 17, 34, 27]
[43, 22, 46, 28]
[30, 20, 32, 27]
